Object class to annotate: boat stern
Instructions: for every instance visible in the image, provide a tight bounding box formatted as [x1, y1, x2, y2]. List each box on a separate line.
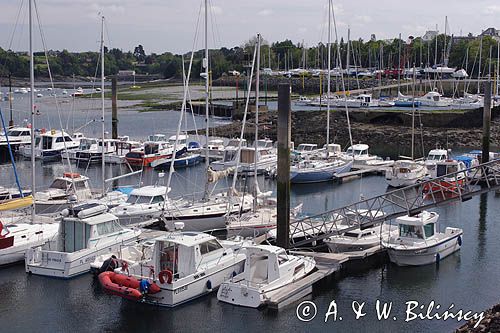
[217, 281, 263, 308]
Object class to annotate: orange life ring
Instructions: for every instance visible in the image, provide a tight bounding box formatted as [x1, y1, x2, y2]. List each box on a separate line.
[158, 269, 173, 284]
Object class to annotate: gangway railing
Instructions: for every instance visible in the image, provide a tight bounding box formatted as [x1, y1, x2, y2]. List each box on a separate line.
[287, 159, 500, 248]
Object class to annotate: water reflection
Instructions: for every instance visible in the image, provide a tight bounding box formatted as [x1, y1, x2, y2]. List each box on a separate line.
[477, 193, 488, 260]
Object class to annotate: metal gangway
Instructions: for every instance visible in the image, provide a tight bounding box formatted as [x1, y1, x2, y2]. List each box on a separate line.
[288, 159, 500, 248]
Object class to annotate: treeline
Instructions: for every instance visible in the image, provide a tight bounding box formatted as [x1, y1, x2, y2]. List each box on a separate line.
[0, 35, 498, 80]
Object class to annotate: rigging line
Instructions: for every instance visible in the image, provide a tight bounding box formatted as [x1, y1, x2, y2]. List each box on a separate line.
[208, 0, 222, 48]
[33, 0, 76, 178]
[331, 1, 353, 148]
[0, 107, 24, 195]
[1, 0, 25, 71]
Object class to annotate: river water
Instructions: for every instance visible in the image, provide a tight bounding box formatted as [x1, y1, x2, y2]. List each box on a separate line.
[0, 89, 499, 332]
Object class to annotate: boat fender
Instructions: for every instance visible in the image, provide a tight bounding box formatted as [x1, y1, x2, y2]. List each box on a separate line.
[139, 279, 150, 294]
[206, 280, 212, 291]
[457, 236, 462, 246]
[436, 253, 441, 264]
[158, 269, 173, 284]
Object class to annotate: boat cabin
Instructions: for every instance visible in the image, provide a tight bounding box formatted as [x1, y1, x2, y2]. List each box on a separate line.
[226, 138, 247, 148]
[152, 232, 226, 280]
[355, 94, 373, 103]
[58, 203, 126, 252]
[423, 91, 443, 102]
[325, 143, 341, 155]
[168, 134, 188, 147]
[436, 160, 467, 178]
[46, 173, 91, 199]
[77, 138, 98, 151]
[346, 144, 370, 157]
[1, 127, 31, 143]
[295, 143, 318, 153]
[426, 149, 448, 161]
[125, 186, 169, 205]
[240, 245, 289, 285]
[256, 139, 273, 149]
[38, 130, 79, 151]
[395, 211, 438, 241]
[147, 134, 167, 142]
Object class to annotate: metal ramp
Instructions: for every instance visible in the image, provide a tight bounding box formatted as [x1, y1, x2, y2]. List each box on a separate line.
[288, 159, 500, 248]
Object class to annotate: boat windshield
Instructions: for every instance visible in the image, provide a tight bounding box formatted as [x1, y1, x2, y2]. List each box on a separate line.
[399, 224, 424, 239]
[127, 195, 152, 204]
[428, 154, 444, 160]
[50, 179, 69, 190]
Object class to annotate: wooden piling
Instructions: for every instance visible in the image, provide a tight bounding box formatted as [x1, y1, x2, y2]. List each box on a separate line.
[111, 77, 118, 139]
[277, 83, 291, 249]
[482, 80, 491, 164]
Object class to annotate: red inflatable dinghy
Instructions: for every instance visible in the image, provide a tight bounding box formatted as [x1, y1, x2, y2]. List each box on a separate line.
[98, 271, 161, 301]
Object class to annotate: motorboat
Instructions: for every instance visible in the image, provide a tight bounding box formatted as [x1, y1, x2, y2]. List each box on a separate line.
[340, 144, 391, 170]
[423, 159, 467, 193]
[0, 186, 32, 203]
[217, 245, 316, 308]
[424, 149, 449, 177]
[61, 138, 97, 161]
[0, 127, 32, 147]
[0, 217, 59, 266]
[293, 143, 323, 158]
[290, 158, 352, 183]
[74, 139, 120, 164]
[19, 129, 80, 161]
[110, 185, 170, 227]
[151, 152, 202, 170]
[104, 137, 142, 164]
[294, 96, 312, 106]
[385, 160, 427, 188]
[34, 173, 93, 214]
[125, 141, 175, 167]
[324, 223, 397, 253]
[96, 231, 245, 307]
[340, 94, 379, 108]
[25, 203, 141, 278]
[203, 139, 225, 161]
[416, 91, 452, 107]
[211, 145, 277, 176]
[381, 211, 463, 266]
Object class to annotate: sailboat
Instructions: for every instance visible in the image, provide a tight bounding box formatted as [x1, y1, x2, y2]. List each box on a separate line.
[0, 0, 59, 266]
[159, 2, 254, 232]
[289, 2, 352, 184]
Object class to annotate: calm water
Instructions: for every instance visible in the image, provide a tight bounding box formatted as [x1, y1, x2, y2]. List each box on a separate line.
[1, 92, 499, 332]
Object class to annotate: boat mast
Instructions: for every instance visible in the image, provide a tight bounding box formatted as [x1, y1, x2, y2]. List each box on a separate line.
[254, 34, 261, 195]
[397, 33, 401, 93]
[478, 35, 483, 95]
[497, 40, 500, 96]
[464, 47, 469, 96]
[204, 0, 209, 170]
[434, 24, 438, 90]
[326, 0, 331, 145]
[100, 15, 106, 196]
[29, 0, 36, 222]
[346, 26, 350, 92]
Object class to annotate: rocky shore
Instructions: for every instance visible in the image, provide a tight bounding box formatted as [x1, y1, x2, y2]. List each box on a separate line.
[456, 304, 500, 332]
[203, 108, 500, 157]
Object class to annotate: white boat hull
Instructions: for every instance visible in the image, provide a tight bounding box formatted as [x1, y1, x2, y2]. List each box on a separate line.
[386, 231, 462, 266]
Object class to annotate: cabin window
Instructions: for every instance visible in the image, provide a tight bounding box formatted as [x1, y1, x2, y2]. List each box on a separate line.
[42, 136, 52, 150]
[399, 224, 424, 239]
[151, 195, 164, 204]
[199, 239, 222, 255]
[96, 220, 121, 236]
[64, 136, 72, 142]
[436, 164, 447, 177]
[424, 223, 435, 238]
[74, 181, 87, 190]
[50, 179, 69, 190]
[240, 150, 255, 164]
[344, 232, 359, 238]
[63, 220, 92, 252]
[447, 165, 458, 173]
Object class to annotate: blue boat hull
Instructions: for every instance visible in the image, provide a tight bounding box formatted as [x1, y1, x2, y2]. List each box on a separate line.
[290, 160, 353, 183]
[154, 155, 202, 170]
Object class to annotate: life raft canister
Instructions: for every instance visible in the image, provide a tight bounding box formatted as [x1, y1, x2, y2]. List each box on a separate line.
[158, 269, 173, 284]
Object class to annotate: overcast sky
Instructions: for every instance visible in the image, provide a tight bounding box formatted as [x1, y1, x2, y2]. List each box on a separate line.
[1, 0, 500, 54]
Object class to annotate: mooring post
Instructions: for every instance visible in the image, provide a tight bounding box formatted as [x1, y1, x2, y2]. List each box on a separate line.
[277, 83, 291, 249]
[111, 77, 118, 139]
[482, 80, 491, 164]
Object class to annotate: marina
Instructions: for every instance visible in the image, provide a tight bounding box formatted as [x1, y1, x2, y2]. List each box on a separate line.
[1, 0, 500, 332]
